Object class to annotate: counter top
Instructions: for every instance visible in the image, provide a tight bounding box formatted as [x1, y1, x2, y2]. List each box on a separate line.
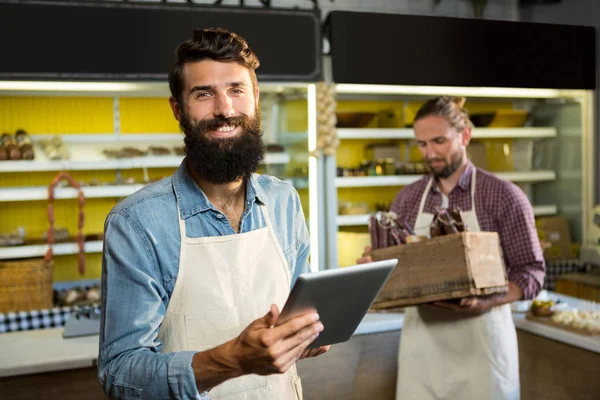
[2, 291, 597, 378]
[511, 291, 600, 354]
[0, 328, 97, 378]
[0, 311, 404, 378]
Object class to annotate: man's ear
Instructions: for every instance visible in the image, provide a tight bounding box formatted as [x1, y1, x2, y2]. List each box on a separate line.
[169, 97, 182, 122]
[255, 87, 260, 109]
[461, 126, 472, 147]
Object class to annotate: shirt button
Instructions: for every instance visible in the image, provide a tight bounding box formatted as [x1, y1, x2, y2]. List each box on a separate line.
[217, 214, 223, 219]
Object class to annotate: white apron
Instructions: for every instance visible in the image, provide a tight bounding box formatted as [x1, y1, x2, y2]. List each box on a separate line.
[157, 200, 303, 400]
[396, 169, 520, 400]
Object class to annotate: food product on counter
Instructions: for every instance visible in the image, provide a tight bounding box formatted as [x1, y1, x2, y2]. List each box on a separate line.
[1, 132, 21, 160]
[15, 129, 35, 160]
[54, 285, 102, 306]
[530, 299, 555, 317]
[551, 309, 600, 335]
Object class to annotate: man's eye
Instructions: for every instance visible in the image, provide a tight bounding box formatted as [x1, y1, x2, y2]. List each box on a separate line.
[231, 89, 243, 94]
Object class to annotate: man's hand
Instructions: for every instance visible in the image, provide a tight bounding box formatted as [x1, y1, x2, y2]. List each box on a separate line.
[299, 345, 330, 360]
[428, 296, 499, 313]
[193, 304, 323, 392]
[426, 282, 524, 314]
[231, 304, 323, 375]
[356, 246, 373, 264]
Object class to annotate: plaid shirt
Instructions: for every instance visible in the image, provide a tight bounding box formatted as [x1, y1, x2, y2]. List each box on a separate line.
[391, 162, 545, 300]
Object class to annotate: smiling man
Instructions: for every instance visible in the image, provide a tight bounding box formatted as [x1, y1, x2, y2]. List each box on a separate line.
[98, 28, 328, 400]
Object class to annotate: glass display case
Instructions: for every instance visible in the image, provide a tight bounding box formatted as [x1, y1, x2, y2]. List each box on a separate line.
[0, 81, 324, 281]
[322, 84, 594, 269]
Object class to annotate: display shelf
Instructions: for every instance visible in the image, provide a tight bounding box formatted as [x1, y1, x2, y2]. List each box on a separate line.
[532, 205, 558, 216]
[336, 127, 557, 140]
[334, 170, 556, 188]
[336, 205, 558, 226]
[0, 241, 103, 260]
[0, 184, 146, 202]
[496, 170, 556, 182]
[0, 134, 290, 173]
[1, 176, 308, 202]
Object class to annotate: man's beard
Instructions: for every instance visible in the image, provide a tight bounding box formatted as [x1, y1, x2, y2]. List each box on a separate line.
[180, 111, 265, 184]
[426, 150, 464, 179]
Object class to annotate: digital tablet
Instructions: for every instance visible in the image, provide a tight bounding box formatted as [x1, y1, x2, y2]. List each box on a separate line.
[276, 259, 398, 349]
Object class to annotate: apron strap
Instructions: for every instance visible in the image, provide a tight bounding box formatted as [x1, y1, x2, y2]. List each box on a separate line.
[176, 199, 273, 241]
[470, 168, 477, 214]
[417, 177, 434, 215]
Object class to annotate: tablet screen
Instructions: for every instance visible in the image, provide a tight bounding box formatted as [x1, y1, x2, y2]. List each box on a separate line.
[276, 259, 397, 349]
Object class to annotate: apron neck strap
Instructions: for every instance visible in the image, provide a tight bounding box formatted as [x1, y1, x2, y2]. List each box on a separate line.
[470, 168, 477, 212]
[176, 200, 272, 239]
[418, 177, 435, 215]
[418, 167, 477, 215]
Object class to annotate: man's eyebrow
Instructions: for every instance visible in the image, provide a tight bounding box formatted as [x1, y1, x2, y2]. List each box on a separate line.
[189, 82, 248, 94]
[189, 85, 214, 94]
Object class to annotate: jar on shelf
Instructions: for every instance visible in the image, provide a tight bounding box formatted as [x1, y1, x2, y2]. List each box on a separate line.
[375, 159, 385, 176]
[384, 158, 396, 175]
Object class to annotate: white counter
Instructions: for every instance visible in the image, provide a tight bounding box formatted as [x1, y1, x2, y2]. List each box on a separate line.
[0, 312, 404, 378]
[511, 291, 600, 354]
[1, 292, 598, 379]
[0, 328, 98, 378]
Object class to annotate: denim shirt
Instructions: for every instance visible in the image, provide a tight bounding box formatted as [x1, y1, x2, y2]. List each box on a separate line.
[98, 161, 310, 399]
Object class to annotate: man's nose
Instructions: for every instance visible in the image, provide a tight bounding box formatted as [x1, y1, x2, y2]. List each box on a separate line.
[425, 146, 437, 159]
[214, 93, 235, 118]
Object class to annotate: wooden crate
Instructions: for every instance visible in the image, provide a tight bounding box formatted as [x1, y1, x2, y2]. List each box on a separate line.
[370, 232, 508, 308]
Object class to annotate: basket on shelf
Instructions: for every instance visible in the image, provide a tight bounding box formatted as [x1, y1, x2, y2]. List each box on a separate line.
[0, 257, 53, 313]
[0, 171, 85, 313]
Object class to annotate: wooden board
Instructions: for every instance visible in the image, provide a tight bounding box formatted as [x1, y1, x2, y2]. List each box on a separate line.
[525, 312, 600, 336]
[371, 285, 508, 309]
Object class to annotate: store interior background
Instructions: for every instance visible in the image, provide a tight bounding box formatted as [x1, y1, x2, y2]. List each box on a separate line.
[1, 1, 600, 399]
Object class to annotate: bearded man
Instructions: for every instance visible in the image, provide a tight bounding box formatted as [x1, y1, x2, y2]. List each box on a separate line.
[358, 97, 545, 400]
[98, 28, 328, 400]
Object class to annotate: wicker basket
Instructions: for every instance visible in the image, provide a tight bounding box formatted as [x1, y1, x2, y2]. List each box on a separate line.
[0, 258, 53, 313]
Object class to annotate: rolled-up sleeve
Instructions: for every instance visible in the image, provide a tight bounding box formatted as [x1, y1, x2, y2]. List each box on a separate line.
[495, 185, 546, 300]
[99, 212, 207, 399]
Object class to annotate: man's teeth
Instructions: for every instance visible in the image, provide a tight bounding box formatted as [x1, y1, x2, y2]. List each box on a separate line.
[216, 125, 235, 132]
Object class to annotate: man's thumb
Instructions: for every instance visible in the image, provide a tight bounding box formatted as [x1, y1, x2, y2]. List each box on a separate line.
[264, 304, 280, 327]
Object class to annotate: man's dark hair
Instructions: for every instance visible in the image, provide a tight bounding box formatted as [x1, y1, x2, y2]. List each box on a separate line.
[168, 27, 260, 106]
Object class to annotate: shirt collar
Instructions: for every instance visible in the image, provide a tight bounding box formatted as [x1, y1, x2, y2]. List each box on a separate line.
[430, 161, 474, 193]
[172, 159, 265, 219]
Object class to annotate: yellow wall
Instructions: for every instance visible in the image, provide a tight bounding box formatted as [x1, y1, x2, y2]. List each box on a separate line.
[1, 96, 312, 282]
[0, 96, 179, 282]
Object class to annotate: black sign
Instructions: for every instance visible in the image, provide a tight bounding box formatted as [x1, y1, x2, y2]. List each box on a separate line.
[0, 1, 321, 81]
[326, 11, 595, 89]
